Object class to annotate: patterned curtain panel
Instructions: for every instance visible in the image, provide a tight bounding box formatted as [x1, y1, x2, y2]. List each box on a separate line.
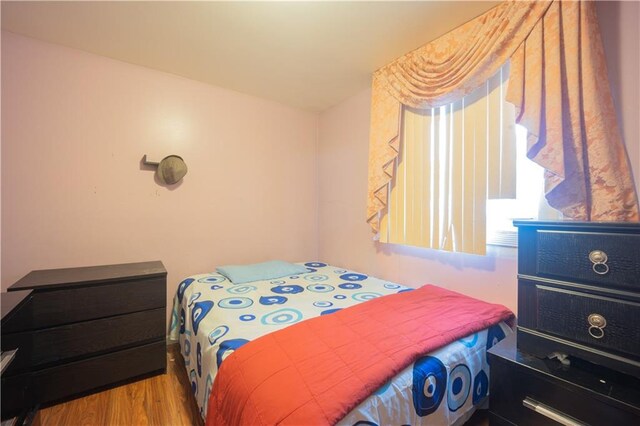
[379, 66, 516, 255]
[367, 0, 639, 235]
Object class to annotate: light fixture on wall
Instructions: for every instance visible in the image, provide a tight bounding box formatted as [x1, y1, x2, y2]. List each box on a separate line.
[142, 154, 188, 185]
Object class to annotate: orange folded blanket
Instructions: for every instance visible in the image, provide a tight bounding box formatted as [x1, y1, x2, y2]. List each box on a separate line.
[206, 284, 513, 425]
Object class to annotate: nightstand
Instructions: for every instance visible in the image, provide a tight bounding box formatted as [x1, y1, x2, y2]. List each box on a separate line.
[513, 221, 640, 378]
[1, 261, 167, 419]
[488, 333, 640, 425]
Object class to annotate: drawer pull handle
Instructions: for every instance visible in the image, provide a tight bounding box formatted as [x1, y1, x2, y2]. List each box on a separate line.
[589, 250, 609, 275]
[588, 326, 605, 339]
[588, 313, 606, 328]
[522, 397, 585, 426]
[592, 263, 609, 275]
[587, 313, 606, 339]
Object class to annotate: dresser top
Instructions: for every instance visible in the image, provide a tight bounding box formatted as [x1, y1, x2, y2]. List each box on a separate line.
[8, 261, 167, 291]
[513, 220, 640, 231]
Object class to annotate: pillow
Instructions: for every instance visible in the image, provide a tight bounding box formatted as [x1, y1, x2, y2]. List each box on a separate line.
[216, 260, 309, 284]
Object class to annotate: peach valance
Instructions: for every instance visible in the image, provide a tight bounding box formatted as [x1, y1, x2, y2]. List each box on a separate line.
[367, 0, 639, 233]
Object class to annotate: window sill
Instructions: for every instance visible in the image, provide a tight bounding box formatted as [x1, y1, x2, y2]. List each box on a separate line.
[487, 230, 518, 248]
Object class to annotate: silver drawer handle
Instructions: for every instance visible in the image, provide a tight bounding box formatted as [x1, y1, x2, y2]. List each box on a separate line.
[589, 250, 609, 275]
[523, 397, 586, 426]
[588, 313, 607, 339]
[588, 326, 605, 339]
[592, 263, 609, 275]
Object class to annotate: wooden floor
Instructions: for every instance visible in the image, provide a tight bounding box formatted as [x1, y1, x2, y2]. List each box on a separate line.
[37, 344, 202, 426]
[37, 344, 488, 426]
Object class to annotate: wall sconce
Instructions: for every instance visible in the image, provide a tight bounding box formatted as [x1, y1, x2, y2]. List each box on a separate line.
[143, 154, 188, 185]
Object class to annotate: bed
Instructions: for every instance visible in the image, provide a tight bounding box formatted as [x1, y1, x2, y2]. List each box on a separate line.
[169, 262, 512, 425]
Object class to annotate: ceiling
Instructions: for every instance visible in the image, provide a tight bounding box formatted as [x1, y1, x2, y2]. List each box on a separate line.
[1, 1, 499, 111]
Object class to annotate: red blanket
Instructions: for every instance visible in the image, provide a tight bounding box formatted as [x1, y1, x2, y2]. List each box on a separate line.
[206, 285, 513, 425]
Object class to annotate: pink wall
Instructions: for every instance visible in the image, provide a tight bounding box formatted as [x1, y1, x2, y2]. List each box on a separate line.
[1, 32, 319, 322]
[317, 1, 640, 315]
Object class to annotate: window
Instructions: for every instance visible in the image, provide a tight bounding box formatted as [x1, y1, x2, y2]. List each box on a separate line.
[486, 125, 560, 247]
[378, 64, 555, 254]
[379, 65, 519, 255]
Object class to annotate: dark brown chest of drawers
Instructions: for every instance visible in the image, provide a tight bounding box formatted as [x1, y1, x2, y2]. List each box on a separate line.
[1, 261, 167, 420]
[513, 221, 640, 378]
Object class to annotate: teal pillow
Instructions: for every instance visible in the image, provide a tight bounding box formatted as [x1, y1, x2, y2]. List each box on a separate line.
[216, 261, 309, 284]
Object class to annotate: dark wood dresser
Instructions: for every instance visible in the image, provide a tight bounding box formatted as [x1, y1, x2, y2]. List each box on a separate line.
[1, 261, 167, 420]
[488, 221, 640, 425]
[513, 220, 639, 377]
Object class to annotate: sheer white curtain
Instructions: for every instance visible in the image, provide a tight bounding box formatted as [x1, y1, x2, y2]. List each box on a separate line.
[379, 65, 516, 255]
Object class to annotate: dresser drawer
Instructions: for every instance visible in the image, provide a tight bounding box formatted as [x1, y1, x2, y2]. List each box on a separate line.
[534, 286, 640, 358]
[34, 340, 166, 406]
[2, 308, 165, 374]
[534, 230, 640, 290]
[3, 277, 165, 333]
[489, 352, 640, 426]
[2, 340, 166, 413]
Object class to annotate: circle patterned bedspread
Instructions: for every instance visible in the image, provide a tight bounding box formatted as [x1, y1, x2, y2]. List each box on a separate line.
[169, 262, 511, 425]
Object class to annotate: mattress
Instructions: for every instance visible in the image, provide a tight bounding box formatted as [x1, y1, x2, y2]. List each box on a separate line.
[169, 262, 512, 425]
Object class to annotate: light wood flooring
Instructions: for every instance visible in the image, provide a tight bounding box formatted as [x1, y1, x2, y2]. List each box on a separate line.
[36, 344, 488, 426]
[37, 344, 202, 426]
